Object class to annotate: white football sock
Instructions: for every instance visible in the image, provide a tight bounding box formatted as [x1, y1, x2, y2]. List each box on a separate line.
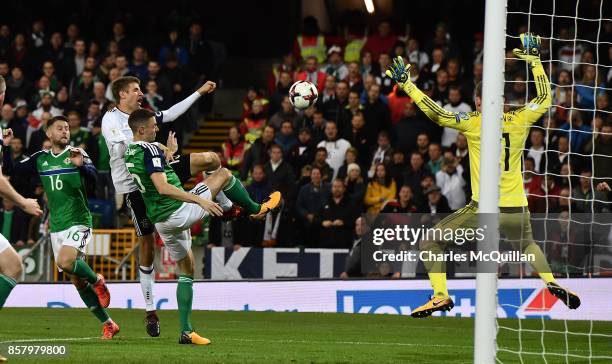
[139, 265, 155, 312]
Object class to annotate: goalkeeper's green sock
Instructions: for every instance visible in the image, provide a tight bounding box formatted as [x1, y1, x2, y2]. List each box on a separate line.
[71, 260, 99, 284]
[77, 284, 110, 323]
[222, 175, 261, 215]
[523, 243, 556, 284]
[177, 275, 194, 333]
[0, 274, 17, 309]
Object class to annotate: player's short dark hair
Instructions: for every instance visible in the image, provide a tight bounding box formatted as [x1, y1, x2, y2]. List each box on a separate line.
[47, 115, 69, 128]
[112, 76, 140, 101]
[128, 108, 155, 131]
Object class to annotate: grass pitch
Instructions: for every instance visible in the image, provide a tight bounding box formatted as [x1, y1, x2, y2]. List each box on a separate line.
[1, 308, 611, 363]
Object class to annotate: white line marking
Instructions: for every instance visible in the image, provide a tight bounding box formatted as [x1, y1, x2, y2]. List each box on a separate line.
[219, 337, 472, 349]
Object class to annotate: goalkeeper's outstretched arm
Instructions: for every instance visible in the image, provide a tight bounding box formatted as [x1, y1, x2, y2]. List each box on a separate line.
[385, 58, 471, 132]
[512, 33, 552, 123]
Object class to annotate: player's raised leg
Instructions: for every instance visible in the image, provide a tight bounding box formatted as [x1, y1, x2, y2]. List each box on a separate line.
[502, 211, 580, 309]
[0, 239, 22, 309]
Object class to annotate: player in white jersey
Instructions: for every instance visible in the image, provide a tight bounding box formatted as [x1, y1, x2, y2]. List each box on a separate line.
[0, 76, 43, 320]
[102, 76, 279, 336]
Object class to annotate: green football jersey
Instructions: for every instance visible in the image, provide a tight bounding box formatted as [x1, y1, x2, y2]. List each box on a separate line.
[19, 147, 93, 232]
[124, 141, 183, 224]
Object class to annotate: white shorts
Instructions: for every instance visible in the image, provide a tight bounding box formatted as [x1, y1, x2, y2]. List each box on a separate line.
[50, 225, 92, 271]
[0, 234, 11, 254]
[154, 182, 212, 261]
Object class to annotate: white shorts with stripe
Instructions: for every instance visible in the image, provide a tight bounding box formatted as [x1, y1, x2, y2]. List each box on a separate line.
[50, 225, 92, 271]
[0, 233, 11, 254]
[154, 182, 212, 261]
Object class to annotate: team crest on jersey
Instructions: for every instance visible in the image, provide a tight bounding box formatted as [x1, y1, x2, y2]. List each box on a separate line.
[454, 112, 470, 123]
[64, 157, 71, 164]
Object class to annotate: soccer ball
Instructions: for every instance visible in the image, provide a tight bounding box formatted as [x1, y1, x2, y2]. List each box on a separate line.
[288, 80, 318, 109]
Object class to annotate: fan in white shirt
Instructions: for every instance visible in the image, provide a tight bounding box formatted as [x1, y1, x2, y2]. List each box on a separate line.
[441, 86, 472, 148]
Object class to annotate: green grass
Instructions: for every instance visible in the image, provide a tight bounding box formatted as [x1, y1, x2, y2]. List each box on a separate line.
[0, 308, 611, 363]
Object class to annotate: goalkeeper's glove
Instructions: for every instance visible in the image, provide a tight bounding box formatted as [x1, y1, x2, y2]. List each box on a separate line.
[513, 32, 541, 64]
[385, 56, 415, 92]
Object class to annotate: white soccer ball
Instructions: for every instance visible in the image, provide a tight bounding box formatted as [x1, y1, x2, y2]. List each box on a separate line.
[288, 80, 318, 110]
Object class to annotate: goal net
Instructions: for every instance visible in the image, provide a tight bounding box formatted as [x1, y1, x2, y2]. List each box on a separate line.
[495, 0, 612, 362]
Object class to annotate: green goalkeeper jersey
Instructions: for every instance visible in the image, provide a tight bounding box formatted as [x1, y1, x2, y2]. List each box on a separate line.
[124, 141, 183, 224]
[8, 147, 95, 232]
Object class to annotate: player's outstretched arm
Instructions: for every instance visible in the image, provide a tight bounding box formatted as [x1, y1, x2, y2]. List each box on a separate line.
[386, 57, 470, 131]
[150, 172, 223, 216]
[158, 81, 216, 123]
[0, 170, 42, 216]
[513, 33, 552, 123]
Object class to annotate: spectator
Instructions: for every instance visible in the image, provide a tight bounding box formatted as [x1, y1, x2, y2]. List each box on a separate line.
[311, 147, 333, 183]
[241, 125, 275, 180]
[158, 29, 189, 66]
[374, 53, 394, 95]
[403, 152, 431, 196]
[221, 126, 247, 174]
[295, 56, 326, 93]
[363, 20, 397, 60]
[560, 110, 592, 154]
[236, 165, 271, 246]
[526, 128, 546, 173]
[387, 85, 411, 124]
[288, 127, 316, 176]
[144, 80, 164, 112]
[360, 51, 373, 79]
[296, 167, 331, 245]
[394, 101, 441, 154]
[340, 217, 366, 278]
[426, 143, 443, 175]
[435, 154, 466, 211]
[129, 46, 148, 79]
[432, 69, 450, 105]
[367, 131, 393, 179]
[362, 83, 391, 136]
[446, 58, 463, 85]
[338, 90, 364, 132]
[575, 65, 605, 111]
[337, 147, 360, 180]
[321, 46, 348, 81]
[416, 132, 430, 161]
[441, 85, 472, 147]
[344, 163, 365, 209]
[63, 38, 86, 80]
[345, 61, 362, 93]
[381, 185, 418, 213]
[293, 16, 327, 63]
[322, 80, 349, 125]
[240, 99, 267, 143]
[547, 134, 572, 174]
[585, 120, 612, 186]
[572, 170, 607, 213]
[32, 91, 62, 120]
[318, 75, 337, 105]
[428, 47, 446, 75]
[264, 144, 296, 207]
[364, 163, 397, 215]
[144, 60, 172, 100]
[274, 120, 298, 156]
[317, 121, 351, 179]
[308, 109, 327, 145]
[406, 38, 429, 71]
[269, 71, 293, 115]
[66, 110, 89, 149]
[0, 104, 26, 143]
[69, 69, 95, 113]
[389, 150, 407, 187]
[268, 96, 299, 131]
[523, 157, 546, 213]
[319, 179, 354, 249]
[6, 67, 32, 104]
[343, 112, 371, 166]
[421, 185, 452, 214]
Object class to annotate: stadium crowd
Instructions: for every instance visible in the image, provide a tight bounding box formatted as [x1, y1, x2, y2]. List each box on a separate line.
[0, 16, 610, 270]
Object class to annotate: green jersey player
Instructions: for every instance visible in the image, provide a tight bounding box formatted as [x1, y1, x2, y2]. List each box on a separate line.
[124, 109, 281, 345]
[3, 116, 119, 340]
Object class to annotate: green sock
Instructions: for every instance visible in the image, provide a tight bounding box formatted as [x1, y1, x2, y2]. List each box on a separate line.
[177, 275, 194, 333]
[223, 175, 261, 215]
[72, 260, 98, 284]
[77, 284, 110, 323]
[0, 274, 17, 309]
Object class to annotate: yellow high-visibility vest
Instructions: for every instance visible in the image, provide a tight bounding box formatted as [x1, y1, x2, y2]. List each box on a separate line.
[344, 38, 365, 63]
[298, 35, 327, 63]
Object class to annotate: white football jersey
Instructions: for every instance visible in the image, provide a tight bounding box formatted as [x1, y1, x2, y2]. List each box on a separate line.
[101, 107, 138, 193]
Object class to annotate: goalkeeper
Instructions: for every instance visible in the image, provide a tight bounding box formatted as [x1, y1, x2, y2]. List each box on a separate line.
[386, 33, 580, 318]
